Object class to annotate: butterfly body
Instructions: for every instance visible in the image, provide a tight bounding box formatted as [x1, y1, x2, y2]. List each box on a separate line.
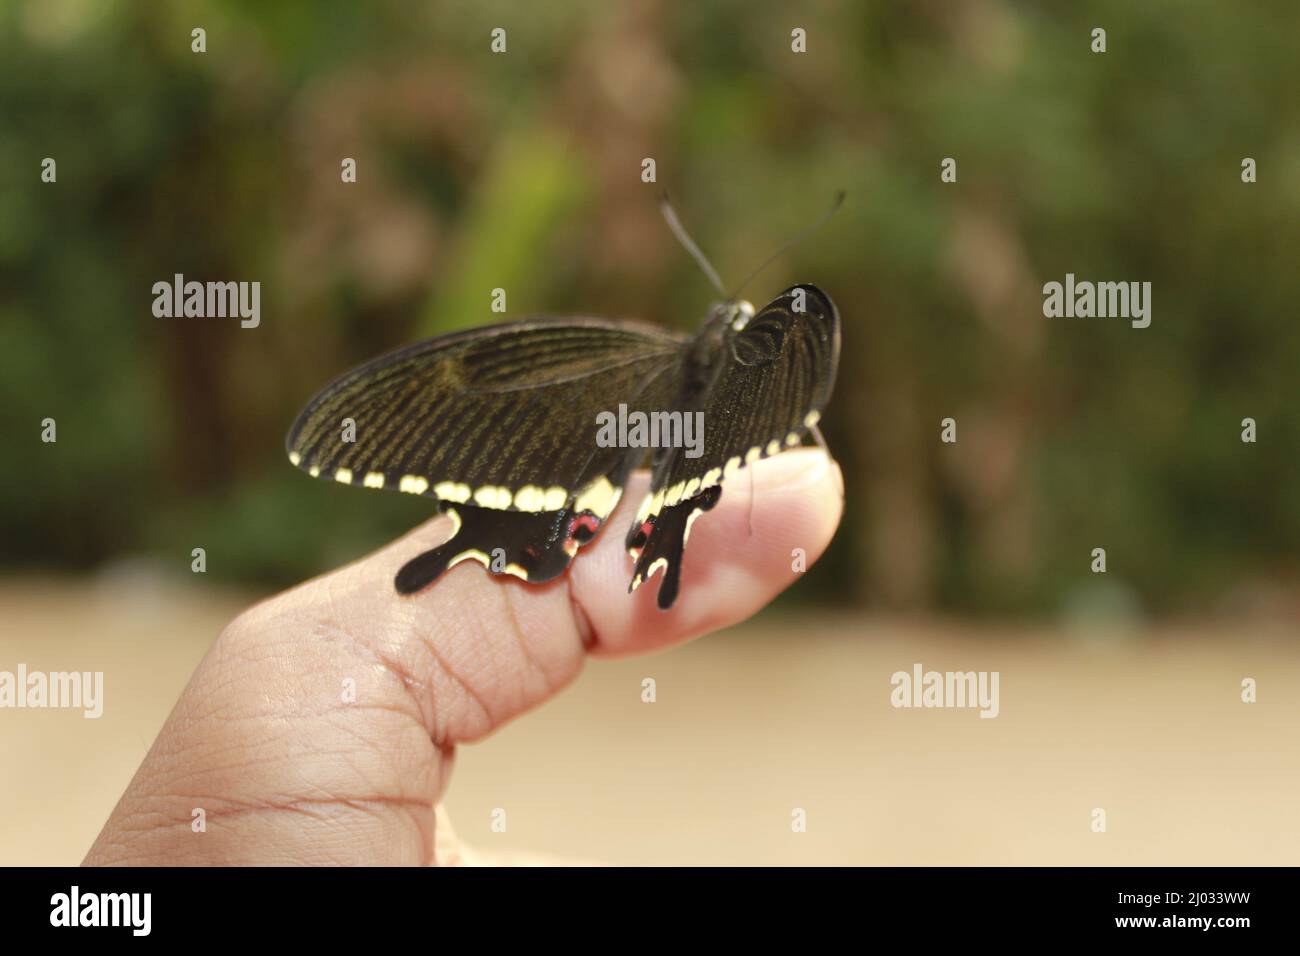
[286, 285, 838, 609]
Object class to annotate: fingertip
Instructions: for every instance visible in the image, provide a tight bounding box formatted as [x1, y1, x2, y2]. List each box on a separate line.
[575, 449, 843, 657]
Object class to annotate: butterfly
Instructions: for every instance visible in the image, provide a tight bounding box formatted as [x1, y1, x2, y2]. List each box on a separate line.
[285, 199, 841, 609]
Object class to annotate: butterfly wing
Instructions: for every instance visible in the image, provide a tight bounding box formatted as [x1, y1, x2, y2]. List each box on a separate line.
[287, 318, 690, 591]
[626, 285, 840, 608]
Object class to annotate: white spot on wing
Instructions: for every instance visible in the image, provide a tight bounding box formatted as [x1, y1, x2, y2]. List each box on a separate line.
[473, 485, 513, 510]
[446, 548, 531, 581]
[684, 506, 708, 545]
[400, 475, 429, 495]
[433, 480, 470, 502]
[574, 476, 619, 517]
[513, 485, 547, 512]
[665, 480, 687, 507]
[637, 488, 667, 523]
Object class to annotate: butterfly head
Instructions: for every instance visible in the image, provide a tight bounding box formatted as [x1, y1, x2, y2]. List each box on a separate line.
[710, 299, 756, 332]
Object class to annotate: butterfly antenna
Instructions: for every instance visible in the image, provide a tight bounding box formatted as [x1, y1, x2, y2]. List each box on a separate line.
[659, 192, 727, 298]
[730, 190, 846, 300]
[810, 422, 829, 452]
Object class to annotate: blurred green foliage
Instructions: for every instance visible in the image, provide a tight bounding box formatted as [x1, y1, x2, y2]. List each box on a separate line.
[1, 0, 1297, 618]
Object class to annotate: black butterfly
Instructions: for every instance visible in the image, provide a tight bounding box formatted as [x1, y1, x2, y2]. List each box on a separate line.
[286, 205, 841, 609]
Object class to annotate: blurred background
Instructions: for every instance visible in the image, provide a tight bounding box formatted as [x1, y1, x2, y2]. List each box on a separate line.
[1, 0, 1297, 865]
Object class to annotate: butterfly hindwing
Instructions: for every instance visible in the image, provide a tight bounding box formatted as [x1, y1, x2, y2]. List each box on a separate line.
[287, 318, 689, 589]
[626, 482, 722, 609]
[394, 502, 599, 593]
[627, 285, 839, 608]
[392, 444, 638, 593]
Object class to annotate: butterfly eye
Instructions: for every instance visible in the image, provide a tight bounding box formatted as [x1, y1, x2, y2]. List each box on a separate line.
[732, 300, 757, 330]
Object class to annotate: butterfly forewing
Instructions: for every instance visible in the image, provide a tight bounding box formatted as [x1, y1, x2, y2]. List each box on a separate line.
[287, 319, 686, 496]
[287, 317, 690, 589]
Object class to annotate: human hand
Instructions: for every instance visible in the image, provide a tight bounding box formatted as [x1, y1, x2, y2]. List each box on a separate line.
[83, 449, 842, 866]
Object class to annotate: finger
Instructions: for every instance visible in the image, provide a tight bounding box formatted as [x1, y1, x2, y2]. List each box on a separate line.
[572, 447, 843, 656]
[84, 450, 841, 866]
[345, 448, 842, 741]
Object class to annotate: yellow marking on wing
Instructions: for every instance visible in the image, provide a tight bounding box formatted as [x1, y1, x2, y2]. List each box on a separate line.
[447, 549, 490, 571]
[473, 485, 512, 510]
[447, 548, 531, 581]
[513, 485, 547, 512]
[399, 475, 429, 495]
[665, 480, 687, 507]
[433, 481, 471, 502]
[574, 476, 619, 517]
[684, 506, 708, 545]
[634, 490, 656, 524]
[648, 489, 666, 520]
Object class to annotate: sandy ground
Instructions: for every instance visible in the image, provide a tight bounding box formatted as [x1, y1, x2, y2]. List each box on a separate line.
[1, 574, 1296, 866]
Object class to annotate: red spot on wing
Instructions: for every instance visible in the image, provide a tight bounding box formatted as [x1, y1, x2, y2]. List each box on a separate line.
[567, 511, 603, 545]
[627, 518, 655, 559]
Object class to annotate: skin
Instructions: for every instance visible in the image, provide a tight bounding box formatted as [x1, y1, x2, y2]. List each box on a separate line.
[84, 449, 843, 866]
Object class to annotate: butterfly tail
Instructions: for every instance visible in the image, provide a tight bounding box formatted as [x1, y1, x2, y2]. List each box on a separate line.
[626, 484, 723, 609]
[395, 504, 584, 594]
